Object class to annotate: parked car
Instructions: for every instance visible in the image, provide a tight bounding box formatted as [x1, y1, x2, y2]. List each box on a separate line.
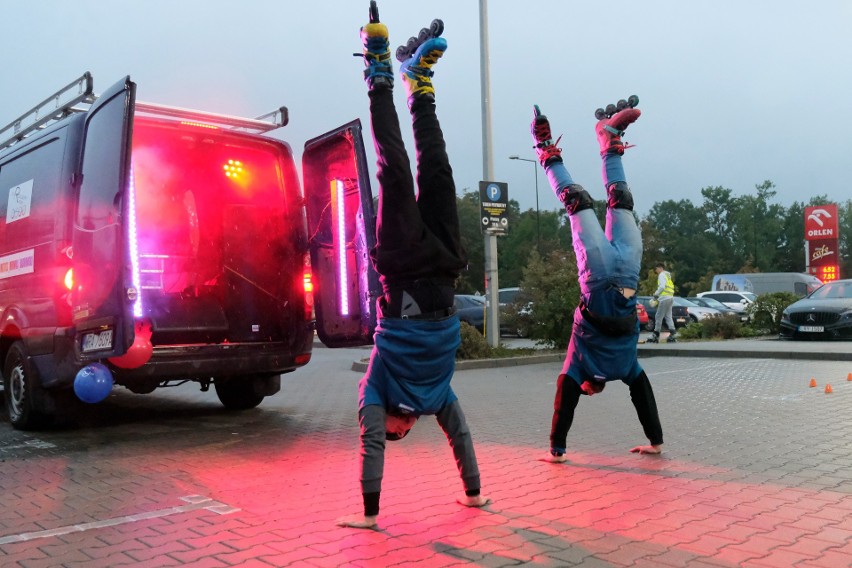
[711, 272, 822, 297]
[636, 296, 689, 331]
[499, 287, 533, 337]
[779, 279, 852, 340]
[673, 296, 721, 323]
[687, 296, 749, 323]
[696, 291, 756, 316]
[455, 294, 486, 334]
[636, 302, 649, 326]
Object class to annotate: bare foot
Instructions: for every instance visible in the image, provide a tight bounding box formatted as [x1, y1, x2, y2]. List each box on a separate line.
[458, 495, 491, 508]
[538, 452, 568, 463]
[335, 514, 378, 528]
[630, 444, 663, 455]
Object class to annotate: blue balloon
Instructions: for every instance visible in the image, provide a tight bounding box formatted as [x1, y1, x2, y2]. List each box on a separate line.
[73, 363, 114, 403]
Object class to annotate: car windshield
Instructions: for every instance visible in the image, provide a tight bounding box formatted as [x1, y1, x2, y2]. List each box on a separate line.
[742, 292, 758, 302]
[673, 297, 698, 307]
[691, 297, 727, 310]
[808, 281, 852, 300]
[456, 295, 485, 308]
[499, 288, 519, 304]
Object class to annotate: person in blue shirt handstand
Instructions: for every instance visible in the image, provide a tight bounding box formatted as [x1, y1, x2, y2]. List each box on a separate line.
[530, 102, 664, 462]
[337, 8, 488, 529]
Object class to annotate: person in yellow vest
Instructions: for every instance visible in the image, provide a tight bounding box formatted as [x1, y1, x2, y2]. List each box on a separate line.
[649, 262, 676, 343]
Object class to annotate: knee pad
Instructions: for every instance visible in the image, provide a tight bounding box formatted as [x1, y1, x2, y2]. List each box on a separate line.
[558, 184, 594, 215]
[607, 181, 634, 211]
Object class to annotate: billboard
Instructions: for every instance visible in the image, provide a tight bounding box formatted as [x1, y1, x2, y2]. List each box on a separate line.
[804, 204, 838, 240]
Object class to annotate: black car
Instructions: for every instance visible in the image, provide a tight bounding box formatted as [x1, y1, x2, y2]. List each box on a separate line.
[636, 296, 689, 331]
[780, 279, 852, 340]
[455, 294, 486, 334]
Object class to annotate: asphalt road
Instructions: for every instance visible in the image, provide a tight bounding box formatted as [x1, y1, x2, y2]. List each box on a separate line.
[1, 344, 851, 567]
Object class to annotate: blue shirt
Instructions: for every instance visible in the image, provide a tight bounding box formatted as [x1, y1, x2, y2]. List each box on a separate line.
[562, 283, 643, 385]
[359, 315, 460, 415]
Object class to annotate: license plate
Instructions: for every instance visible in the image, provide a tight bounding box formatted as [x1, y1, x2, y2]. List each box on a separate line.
[798, 325, 824, 333]
[676, 317, 687, 324]
[82, 329, 114, 352]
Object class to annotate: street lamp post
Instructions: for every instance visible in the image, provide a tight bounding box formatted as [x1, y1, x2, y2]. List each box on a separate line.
[509, 155, 540, 253]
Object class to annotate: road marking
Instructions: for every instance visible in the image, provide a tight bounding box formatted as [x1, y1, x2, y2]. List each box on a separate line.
[0, 439, 56, 451]
[0, 495, 239, 545]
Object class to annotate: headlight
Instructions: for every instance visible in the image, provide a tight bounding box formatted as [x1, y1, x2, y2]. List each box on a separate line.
[781, 311, 790, 322]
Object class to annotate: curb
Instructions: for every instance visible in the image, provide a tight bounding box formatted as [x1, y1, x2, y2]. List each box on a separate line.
[637, 345, 852, 361]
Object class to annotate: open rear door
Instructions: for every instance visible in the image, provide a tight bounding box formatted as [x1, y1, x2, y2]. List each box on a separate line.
[303, 120, 379, 347]
[71, 76, 136, 360]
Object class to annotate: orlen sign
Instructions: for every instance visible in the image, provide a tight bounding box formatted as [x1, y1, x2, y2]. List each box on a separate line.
[804, 204, 838, 240]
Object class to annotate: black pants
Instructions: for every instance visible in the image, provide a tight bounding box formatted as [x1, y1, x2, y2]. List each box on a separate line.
[550, 371, 664, 451]
[368, 88, 466, 289]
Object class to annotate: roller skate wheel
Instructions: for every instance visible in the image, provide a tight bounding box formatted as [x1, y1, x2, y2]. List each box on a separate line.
[430, 19, 444, 36]
[395, 45, 408, 62]
[594, 108, 606, 120]
[616, 99, 628, 110]
[605, 103, 617, 117]
[369, 0, 379, 23]
[418, 27, 430, 42]
[627, 95, 639, 107]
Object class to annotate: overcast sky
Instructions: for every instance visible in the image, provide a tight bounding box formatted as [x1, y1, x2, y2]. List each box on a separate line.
[2, 1, 850, 216]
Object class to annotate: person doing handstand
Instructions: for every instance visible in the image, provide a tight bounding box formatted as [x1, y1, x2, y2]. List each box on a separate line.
[336, 6, 488, 529]
[530, 101, 664, 461]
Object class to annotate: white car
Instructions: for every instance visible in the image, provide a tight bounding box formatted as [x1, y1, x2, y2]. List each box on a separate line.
[673, 297, 721, 322]
[696, 291, 756, 319]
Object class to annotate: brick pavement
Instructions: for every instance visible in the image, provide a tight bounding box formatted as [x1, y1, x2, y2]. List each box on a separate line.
[1, 350, 852, 567]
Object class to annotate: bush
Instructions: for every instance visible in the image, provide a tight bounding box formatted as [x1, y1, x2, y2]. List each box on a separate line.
[676, 314, 757, 340]
[746, 292, 798, 335]
[457, 321, 491, 359]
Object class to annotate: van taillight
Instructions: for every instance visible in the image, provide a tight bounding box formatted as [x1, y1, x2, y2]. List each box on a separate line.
[64, 268, 74, 290]
[303, 266, 314, 321]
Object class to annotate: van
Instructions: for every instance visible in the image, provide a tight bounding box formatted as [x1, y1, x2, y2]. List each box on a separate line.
[0, 73, 379, 429]
[711, 273, 822, 297]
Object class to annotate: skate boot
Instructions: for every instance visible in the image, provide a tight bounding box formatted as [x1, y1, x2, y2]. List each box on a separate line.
[666, 335, 677, 344]
[530, 105, 562, 167]
[358, 4, 393, 90]
[595, 96, 641, 156]
[645, 332, 659, 344]
[399, 35, 447, 107]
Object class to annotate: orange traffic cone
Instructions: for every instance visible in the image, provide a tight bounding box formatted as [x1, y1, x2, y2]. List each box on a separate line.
[809, 378, 817, 388]
[825, 384, 833, 394]
[847, 373, 852, 381]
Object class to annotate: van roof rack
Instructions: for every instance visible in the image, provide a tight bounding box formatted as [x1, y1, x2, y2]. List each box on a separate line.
[134, 102, 288, 132]
[1, 72, 288, 151]
[0, 72, 95, 151]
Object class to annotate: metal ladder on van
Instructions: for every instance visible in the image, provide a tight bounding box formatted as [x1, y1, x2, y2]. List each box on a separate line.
[1, 72, 289, 151]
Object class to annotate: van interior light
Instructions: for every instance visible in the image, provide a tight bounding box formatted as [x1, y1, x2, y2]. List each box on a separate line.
[127, 163, 143, 317]
[180, 120, 219, 130]
[330, 179, 349, 317]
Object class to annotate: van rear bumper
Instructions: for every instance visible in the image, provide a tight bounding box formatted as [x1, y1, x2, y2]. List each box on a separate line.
[112, 341, 312, 382]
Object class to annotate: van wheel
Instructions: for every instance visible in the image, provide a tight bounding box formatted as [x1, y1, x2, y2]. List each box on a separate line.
[4, 342, 50, 430]
[214, 378, 265, 410]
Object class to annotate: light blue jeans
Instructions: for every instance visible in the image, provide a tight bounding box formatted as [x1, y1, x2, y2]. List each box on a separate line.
[544, 154, 642, 294]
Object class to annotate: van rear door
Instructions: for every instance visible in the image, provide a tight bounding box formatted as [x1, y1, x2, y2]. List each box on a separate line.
[302, 120, 379, 347]
[71, 76, 136, 360]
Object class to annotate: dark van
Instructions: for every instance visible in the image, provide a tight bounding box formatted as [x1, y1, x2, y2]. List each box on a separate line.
[0, 73, 378, 429]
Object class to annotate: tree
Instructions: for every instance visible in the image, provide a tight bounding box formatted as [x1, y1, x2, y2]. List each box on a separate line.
[519, 249, 580, 349]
